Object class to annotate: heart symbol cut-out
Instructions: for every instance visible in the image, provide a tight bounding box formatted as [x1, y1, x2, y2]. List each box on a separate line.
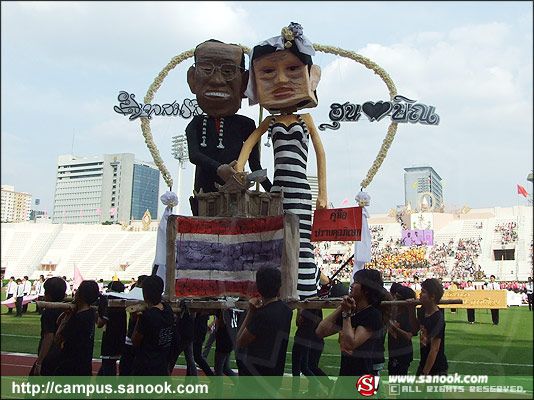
[362, 101, 392, 122]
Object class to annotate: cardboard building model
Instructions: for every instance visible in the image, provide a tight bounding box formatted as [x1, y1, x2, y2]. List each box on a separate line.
[194, 175, 283, 218]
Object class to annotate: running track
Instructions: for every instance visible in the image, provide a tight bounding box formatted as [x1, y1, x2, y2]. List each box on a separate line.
[1, 352, 200, 376]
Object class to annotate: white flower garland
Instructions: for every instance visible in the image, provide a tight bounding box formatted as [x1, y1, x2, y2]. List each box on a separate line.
[141, 44, 396, 190]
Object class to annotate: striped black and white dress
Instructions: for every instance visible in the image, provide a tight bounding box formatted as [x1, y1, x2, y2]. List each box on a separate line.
[269, 116, 318, 299]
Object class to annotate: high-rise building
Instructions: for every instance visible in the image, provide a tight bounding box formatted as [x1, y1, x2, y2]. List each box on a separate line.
[403, 166, 443, 211]
[1, 185, 32, 222]
[307, 175, 319, 214]
[52, 154, 160, 224]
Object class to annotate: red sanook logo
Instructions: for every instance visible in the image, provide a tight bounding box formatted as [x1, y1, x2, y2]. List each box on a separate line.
[356, 375, 379, 396]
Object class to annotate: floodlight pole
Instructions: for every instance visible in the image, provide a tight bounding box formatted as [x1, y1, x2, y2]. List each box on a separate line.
[172, 135, 189, 216]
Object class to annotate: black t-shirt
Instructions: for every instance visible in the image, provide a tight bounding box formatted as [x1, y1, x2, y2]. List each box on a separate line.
[309, 309, 325, 347]
[55, 309, 96, 376]
[186, 114, 272, 197]
[245, 300, 292, 376]
[374, 325, 386, 366]
[388, 310, 416, 364]
[295, 309, 316, 339]
[335, 306, 382, 376]
[417, 308, 448, 374]
[133, 303, 174, 376]
[38, 308, 63, 376]
[100, 308, 127, 358]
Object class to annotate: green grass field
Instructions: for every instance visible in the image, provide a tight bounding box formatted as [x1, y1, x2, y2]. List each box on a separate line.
[1, 292, 532, 377]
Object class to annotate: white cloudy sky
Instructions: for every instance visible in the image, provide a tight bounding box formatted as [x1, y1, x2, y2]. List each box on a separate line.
[1, 1, 532, 218]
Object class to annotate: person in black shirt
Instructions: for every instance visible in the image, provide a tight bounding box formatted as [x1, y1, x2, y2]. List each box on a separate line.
[316, 269, 384, 381]
[307, 309, 334, 393]
[119, 274, 147, 376]
[291, 309, 321, 395]
[193, 312, 215, 376]
[388, 286, 418, 375]
[237, 266, 292, 377]
[214, 309, 237, 377]
[54, 280, 100, 376]
[186, 40, 271, 216]
[168, 302, 198, 376]
[416, 278, 448, 376]
[132, 275, 174, 376]
[97, 281, 127, 376]
[372, 288, 393, 375]
[32, 277, 66, 376]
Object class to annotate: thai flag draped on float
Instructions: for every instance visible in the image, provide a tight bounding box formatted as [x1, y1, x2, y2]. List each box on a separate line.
[174, 215, 288, 297]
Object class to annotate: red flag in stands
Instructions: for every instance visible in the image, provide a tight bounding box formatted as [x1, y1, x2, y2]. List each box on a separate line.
[517, 184, 528, 197]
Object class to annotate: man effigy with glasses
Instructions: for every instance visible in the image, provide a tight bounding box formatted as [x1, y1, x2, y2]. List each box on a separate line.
[186, 40, 271, 215]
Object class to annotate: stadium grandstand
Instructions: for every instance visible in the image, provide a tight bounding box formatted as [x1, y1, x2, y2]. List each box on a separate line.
[1, 205, 532, 283]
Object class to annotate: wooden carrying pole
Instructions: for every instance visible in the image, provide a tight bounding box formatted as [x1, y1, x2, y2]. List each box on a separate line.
[38, 298, 463, 312]
[165, 214, 178, 302]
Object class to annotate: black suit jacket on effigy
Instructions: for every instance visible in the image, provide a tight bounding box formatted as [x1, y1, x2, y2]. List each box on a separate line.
[186, 114, 272, 195]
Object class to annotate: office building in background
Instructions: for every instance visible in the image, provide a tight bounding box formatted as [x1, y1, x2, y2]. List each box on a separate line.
[404, 166, 443, 211]
[1, 185, 32, 222]
[52, 153, 160, 224]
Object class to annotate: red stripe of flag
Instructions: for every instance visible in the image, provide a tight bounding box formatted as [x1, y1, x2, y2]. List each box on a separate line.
[517, 184, 528, 198]
[175, 278, 258, 297]
[177, 215, 284, 235]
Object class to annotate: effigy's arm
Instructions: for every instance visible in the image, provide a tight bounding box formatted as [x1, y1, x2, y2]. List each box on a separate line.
[236, 116, 271, 173]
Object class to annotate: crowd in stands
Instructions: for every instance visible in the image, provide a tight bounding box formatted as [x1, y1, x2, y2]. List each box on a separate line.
[453, 238, 482, 277]
[370, 225, 384, 241]
[314, 234, 486, 283]
[495, 221, 518, 245]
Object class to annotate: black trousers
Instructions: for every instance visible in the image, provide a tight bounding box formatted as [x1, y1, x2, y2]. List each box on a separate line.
[491, 309, 499, 325]
[16, 296, 23, 316]
[528, 294, 533, 311]
[22, 295, 29, 313]
[118, 344, 135, 376]
[193, 340, 214, 376]
[388, 358, 411, 375]
[467, 309, 475, 323]
[6, 294, 13, 314]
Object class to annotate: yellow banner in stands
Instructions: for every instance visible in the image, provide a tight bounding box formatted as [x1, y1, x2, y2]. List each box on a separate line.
[415, 290, 508, 309]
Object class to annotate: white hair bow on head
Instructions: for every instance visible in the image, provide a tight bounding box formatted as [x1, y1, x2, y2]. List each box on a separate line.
[245, 22, 316, 106]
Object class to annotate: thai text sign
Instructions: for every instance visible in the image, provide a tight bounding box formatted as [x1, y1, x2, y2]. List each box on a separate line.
[311, 207, 362, 242]
[318, 95, 440, 130]
[415, 290, 507, 309]
[114, 91, 202, 120]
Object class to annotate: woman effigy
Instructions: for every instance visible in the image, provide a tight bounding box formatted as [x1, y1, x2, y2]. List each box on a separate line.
[235, 22, 327, 299]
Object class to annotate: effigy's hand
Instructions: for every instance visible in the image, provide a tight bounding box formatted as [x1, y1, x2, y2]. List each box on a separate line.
[316, 194, 328, 210]
[236, 171, 247, 184]
[217, 161, 238, 182]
